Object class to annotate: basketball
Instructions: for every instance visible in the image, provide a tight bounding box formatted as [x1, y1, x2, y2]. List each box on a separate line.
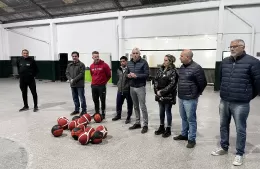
[96, 125, 108, 139]
[57, 116, 70, 129]
[68, 120, 78, 130]
[85, 127, 95, 136]
[82, 113, 91, 123]
[77, 124, 86, 131]
[72, 116, 80, 121]
[71, 127, 84, 140]
[51, 125, 63, 137]
[93, 113, 102, 123]
[77, 116, 88, 125]
[78, 132, 90, 145]
[90, 130, 103, 144]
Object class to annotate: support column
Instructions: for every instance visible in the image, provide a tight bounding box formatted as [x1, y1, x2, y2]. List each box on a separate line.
[118, 13, 125, 60]
[216, 0, 224, 62]
[0, 24, 4, 60]
[49, 22, 58, 81]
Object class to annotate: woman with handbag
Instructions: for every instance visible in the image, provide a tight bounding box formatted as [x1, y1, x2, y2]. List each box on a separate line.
[153, 54, 179, 138]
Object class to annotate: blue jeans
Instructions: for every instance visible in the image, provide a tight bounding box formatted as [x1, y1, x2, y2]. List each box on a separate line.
[159, 102, 172, 127]
[116, 91, 133, 118]
[179, 98, 198, 141]
[219, 99, 249, 156]
[71, 87, 87, 112]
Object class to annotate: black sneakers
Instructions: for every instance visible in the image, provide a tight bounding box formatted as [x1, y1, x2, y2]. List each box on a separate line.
[155, 125, 165, 135]
[141, 126, 148, 134]
[112, 115, 121, 121]
[19, 106, 29, 112]
[162, 127, 171, 138]
[33, 107, 39, 112]
[129, 123, 141, 130]
[173, 135, 188, 141]
[70, 111, 79, 116]
[186, 140, 196, 148]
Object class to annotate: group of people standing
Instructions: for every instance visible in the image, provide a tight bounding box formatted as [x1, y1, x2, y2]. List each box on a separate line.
[17, 39, 260, 166]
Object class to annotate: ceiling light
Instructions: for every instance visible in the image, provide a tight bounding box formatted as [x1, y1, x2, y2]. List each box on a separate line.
[63, 0, 77, 4]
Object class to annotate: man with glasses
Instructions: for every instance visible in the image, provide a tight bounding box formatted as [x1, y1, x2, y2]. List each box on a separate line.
[127, 48, 150, 134]
[66, 51, 87, 116]
[211, 39, 260, 166]
[112, 56, 133, 124]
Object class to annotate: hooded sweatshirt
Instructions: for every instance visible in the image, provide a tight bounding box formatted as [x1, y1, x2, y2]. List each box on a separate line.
[90, 60, 111, 86]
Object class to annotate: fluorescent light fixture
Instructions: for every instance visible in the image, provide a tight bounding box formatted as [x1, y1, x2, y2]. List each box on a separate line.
[63, 0, 77, 4]
[0, 1, 15, 12]
[0, 1, 7, 8]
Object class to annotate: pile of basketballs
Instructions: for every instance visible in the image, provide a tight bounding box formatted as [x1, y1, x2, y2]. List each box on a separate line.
[51, 113, 108, 145]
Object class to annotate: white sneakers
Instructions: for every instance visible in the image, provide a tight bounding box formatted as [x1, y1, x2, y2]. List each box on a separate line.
[211, 147, 244, 166]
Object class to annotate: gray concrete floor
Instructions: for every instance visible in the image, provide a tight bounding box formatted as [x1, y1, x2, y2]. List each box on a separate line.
[0, 78, 260, 169]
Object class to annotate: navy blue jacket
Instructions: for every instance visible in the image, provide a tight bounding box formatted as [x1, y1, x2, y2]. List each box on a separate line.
[220, 52, 260, 103]
[127, 58, 149, 88]
[178, 60, 207, 100]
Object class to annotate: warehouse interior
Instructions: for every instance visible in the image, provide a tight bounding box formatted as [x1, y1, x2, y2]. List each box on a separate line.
[0, 0, 260, 168]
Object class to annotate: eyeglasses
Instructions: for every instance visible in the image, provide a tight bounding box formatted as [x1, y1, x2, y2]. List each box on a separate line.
[229, 45, 244, 49]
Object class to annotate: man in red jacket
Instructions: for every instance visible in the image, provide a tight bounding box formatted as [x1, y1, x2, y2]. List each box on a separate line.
[90, 51, 111, 119]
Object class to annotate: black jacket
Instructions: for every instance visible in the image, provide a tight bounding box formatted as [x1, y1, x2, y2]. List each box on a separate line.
[220, 52, 260, 103]
[117, 66, 130, 93]
[65, 61, 85, 88]
[127, 58, 149, 88]
[154, 65, 179, 104]
[178, 60, 207, 100]
[17, 57, 39, 79]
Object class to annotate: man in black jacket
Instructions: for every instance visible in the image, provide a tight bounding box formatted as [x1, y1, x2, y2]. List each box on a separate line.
[127, 48, 150, 134]
[17, 49, 39, 112]
[211, 39, 260, 166]
[112, 56, 133, 124]
[65, 51, 87, 116]
[173, 49, 207, 148]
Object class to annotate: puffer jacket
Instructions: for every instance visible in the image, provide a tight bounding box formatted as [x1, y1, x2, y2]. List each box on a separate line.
[220, 52, 260, 103]
[117, 66, 130, 93]
[153, 65, 179, 104]
[178, 60, 207, 100]
[65, 61, 85, 88]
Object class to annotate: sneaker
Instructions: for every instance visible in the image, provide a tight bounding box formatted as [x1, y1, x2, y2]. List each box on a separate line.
[19, 106, 29, 112]
[211, 147, 228, 156]
[141, 126, 148, 134]
[33, 107, 39, 112]
[129, 123, 141, 130]
[173, 134, 188, 141]
[80, 111, 87, 116]
[101, 113, 106, 120]
[112, 115, 121, 121]
[186, 140, 196, 148]
[233, 155, 243, 166]
[70, 111, 79, 116]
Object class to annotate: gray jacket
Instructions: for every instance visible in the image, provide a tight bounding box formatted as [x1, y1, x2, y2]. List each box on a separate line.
[65, 61, 85, 88]
[117, 66, 130, 93]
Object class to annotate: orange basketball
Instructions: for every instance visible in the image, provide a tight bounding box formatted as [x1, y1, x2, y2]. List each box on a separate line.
[78, 132, 90, 145]
[68, 120, 78, 130]
[57, 116, 70, 129]
[51, 125, 63, 137]
[77, 116, 88, 125]
[93, 113, 102, 123]
[82, 113, 91, 123]
[96, 125, 108, 139]
[90, 131, 103, 144]
[85, 127, 95, 137]
[77, 124, 87, 131]
[71, 127, 84, 140]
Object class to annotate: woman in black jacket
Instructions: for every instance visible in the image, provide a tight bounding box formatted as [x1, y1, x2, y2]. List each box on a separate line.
[153, 54, 178, 137]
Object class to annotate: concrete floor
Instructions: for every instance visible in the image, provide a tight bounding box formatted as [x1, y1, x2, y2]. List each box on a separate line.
[0, 78, 260, 169]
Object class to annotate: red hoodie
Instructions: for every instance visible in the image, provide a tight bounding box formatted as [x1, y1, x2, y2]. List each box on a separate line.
[90, 60, 111, 86]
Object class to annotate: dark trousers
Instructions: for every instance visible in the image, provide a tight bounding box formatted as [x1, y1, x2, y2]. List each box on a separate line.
[71, 87, 87, 112]
[116, 91, 133, 119]
[91, 85, 106, 114]
[158, 102, 172, 127]
[19, 78, 38, 108]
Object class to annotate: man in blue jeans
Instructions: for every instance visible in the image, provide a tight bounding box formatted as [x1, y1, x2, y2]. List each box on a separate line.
[112, 56, 133, 124]
[211, 39, 260, 166]
[65, 51, 87, 116]
[173, 49, 207, 148]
